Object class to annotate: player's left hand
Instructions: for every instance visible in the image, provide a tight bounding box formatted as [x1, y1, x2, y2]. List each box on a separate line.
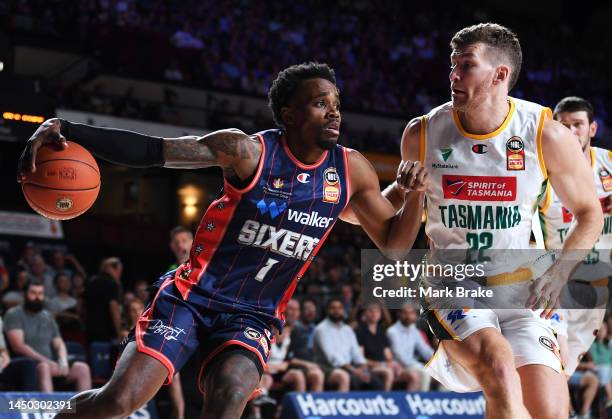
[397, 160, 429, 192]
[526, 267, 567, 319]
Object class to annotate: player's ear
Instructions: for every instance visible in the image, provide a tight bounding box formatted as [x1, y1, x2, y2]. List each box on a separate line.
[589, 120, 598, 138]
[281, 107, 294, 126]
[494, 64, 510, 86]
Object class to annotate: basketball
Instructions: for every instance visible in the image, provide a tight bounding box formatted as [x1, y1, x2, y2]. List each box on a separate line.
[21, 141, 100, 220]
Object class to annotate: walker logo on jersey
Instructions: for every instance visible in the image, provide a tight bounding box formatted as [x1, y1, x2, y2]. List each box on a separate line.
[472, 144, 488, 154]
[562, 207, 573, 223]
[148, 320, 186, 341]
[244, 327, 262, 340]
[599, 168, 612, 192]
[446, 309, 467, 325]
[287, 209, 333, 229]
[440, 148, 453, 162]
[323, 167, 340, 203]
[442, 175, 517, 201]
[297, 173, 310, 184]
[506, 136, 525, 170]
[273, 178, 284, 189]
[257, 199, 287, 219]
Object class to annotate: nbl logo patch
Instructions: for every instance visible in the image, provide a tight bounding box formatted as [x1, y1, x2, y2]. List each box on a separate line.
[506, 136, 525, 171]
[323, 167, 340, 203]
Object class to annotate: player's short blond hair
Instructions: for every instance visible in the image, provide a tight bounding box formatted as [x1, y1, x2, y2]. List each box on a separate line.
[451, 23, 522, 90]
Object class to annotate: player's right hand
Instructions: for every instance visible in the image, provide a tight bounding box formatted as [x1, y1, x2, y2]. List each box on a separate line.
[17, 118, 68, 182]
[396, 160, 429, 192]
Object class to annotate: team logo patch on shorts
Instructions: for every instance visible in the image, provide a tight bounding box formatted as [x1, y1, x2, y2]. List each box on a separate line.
[244, 327, 262, 340]
[539, 336, 562, 364]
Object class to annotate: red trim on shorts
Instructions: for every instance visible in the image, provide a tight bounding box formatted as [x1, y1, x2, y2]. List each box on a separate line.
[197, 339, 268, 396]
[135, 277, 176, 385]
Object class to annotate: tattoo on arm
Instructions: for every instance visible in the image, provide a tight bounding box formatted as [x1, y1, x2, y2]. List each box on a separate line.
[163, 129, 260, 169]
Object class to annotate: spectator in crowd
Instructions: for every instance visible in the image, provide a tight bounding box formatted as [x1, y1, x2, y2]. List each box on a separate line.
[0, 257, 9, 294]
[16, 242, 38, 272]
[0, 316, 38, 390]
[121, 298, 144, 340]
[48, 250, 87, 280]
[291, 297, 319, 355]
[84, 257, 123, 342]
[569, 353, 601, 419]
[313, 298, 383, 391]
[355, 302, 395, 391]
[29, 254, 56, 298]
[168, 226, 193, 270]
[283, 299, 324, 391]
[133, 279, 150, 304]
[589, 321, 611, 407]
[2, 269, 29, 310]
[386, 304, 434, 391]
[4, 279, 91, 392]
[46, 273, 80, 331]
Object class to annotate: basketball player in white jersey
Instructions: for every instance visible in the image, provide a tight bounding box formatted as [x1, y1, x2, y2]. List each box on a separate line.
[343, 23, 603, 418]
[539, 97, 610, 378]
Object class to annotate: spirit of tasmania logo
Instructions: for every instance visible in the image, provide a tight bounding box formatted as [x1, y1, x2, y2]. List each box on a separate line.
[442, 175, 517, 201]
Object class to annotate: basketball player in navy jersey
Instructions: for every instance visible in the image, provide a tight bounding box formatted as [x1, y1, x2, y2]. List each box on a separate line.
[19, 63, 428, 419]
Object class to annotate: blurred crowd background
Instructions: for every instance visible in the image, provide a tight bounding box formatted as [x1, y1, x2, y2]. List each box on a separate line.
[0, 1, 611, 418]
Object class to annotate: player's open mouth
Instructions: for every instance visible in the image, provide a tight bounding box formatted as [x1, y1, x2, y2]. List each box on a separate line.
[451, 88, 465, 96]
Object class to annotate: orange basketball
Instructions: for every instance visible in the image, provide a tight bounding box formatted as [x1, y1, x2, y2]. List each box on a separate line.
[21, 141, 100, 220]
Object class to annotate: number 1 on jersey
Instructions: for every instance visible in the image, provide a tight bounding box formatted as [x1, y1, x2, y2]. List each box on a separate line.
[255, 257, 280, 282]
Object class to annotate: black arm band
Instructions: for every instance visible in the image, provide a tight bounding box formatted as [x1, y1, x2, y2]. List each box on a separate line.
[59, 119, 165, 168]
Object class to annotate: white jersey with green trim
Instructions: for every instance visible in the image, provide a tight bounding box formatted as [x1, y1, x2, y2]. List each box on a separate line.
[539, 146, 612, 252]
[423, 97, 551, 274]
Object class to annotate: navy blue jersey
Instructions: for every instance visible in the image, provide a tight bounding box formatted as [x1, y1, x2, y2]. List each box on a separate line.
[174, 129, 350, 329]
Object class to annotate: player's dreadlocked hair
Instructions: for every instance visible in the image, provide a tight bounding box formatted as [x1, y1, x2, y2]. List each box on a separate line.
[268, 62, 336, 128]
[451, 23, 522, 90]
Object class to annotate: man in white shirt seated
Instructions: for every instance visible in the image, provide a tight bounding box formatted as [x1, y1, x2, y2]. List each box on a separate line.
[386, 304, 434, 391]
[313, 298, 383, 391]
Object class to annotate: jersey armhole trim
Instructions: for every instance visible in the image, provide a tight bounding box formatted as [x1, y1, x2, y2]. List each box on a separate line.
[590, 147, 596, 169]
[223, 133, 267, 195]
[536, 107, 552, 180]
[342, 147, 351, 208]
[419, 115, 427, 164]
[540, 180, 552, 213]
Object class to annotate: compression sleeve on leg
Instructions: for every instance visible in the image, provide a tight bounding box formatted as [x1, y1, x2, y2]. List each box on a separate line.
[59, 119, 165, 168]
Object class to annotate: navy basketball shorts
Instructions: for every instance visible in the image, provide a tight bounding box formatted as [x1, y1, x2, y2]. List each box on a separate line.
[123, 271, 273, 390]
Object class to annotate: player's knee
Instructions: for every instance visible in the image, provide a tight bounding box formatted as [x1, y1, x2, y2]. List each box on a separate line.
[207, 375, 252, 408]
[531, 398, 568, 419]
[98, 385, 143, 417]
[473, 354, 518, 397]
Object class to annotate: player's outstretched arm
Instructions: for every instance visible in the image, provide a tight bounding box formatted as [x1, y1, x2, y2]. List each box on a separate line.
[527, 118, 604, 317]
[340, 117, 421, 224]
[17, 119, 262, 182]
[347, 149, 427, 260]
